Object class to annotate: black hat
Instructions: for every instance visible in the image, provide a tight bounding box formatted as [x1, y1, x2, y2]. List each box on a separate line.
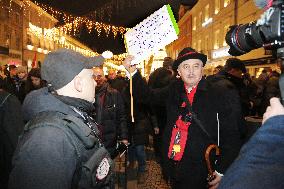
[172, 47, 207, 70]
[41, 48, 105, 90]
[225, 58, 246, 73]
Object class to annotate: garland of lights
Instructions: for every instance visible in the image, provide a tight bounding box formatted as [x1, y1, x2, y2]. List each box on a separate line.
[1, 0, 129, 66]
[30, 0, 129, 38]
[1, 0, 128, 38]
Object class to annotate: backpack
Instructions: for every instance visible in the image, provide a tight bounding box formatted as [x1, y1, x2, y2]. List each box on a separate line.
[23, 110, 115, 189]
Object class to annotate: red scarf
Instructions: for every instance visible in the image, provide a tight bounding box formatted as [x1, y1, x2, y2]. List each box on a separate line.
[168, 85, 198, 161]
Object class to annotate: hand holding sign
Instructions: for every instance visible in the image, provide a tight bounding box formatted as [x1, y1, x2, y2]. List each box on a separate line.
[124, 5, 179, 65]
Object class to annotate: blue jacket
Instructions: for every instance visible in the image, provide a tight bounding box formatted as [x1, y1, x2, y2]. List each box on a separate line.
[219, 115, 284, 189]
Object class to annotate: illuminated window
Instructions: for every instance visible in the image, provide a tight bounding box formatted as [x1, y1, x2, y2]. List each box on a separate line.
[205, 5, 209, 21]
[224, 0, 230, 7]
[215, 0, 220, 14]
[199, 12, 203, 27]
[223, 24, 230, 46]
[214, 30, 220, 49]
[193, 42, 197, 49]
[205, 35, 209, 51]
[198, 39, 201, 52]
[193, 16, 197, 30]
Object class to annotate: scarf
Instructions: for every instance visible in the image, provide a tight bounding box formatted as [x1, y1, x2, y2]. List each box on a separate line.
[168, 85, 198, 161]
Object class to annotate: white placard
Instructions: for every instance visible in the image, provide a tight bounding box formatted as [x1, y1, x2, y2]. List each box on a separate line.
[124, 5, 179, 65]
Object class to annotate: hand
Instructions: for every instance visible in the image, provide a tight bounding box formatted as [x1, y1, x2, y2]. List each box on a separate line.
[121, 139, 129, 146]
[263, 97, 284, 124]
[154, 127, 159, 135]
[123, 55, 136, 73]
[208, 172, 222, 189]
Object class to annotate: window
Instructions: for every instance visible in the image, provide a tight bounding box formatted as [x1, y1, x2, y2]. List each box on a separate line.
[205, 4, 209, 21]
[198, 39, 201, 52]
[214, 30, 220, 49]
[215, 0, 220, 14]
[223, 24, 230, 46]
[199, 12, 203, 27]
[193, 42, 197, 49]
[4, 8, 10, 19]
[193, 16, 197, 30]
[205, 35, 209, 51]
[15, 13, 20, 24]
[16, 37, 20, 50]
[224, 0, 230, 7]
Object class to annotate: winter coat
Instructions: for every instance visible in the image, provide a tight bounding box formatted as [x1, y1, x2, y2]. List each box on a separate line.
[0, 91, 24, 189]
[122, 80, 150, 146]
[217, 71, 251, 116]
[95, 83, 128, 155]
[9, 88, 114, 189]
[218, 115, 284, 189]
[131, 71, 244, 188]
[148, 67, 174, 131]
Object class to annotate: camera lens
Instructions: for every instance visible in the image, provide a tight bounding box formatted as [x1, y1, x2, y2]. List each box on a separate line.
[225, 23, 264, 56]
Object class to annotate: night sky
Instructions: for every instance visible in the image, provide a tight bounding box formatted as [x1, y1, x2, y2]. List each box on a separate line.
[33, 0, 197, 54]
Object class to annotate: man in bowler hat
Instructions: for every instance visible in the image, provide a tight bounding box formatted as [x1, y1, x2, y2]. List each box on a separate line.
[123, 47, 244, 189]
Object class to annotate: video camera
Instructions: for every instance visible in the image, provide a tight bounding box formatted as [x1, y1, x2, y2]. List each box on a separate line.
[225, 0, 284, 102]
[225, 0, 284, 56]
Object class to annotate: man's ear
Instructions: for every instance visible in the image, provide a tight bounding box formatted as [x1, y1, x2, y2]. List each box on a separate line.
[177, 68, 181, 76]
[73, 76, 83, 92]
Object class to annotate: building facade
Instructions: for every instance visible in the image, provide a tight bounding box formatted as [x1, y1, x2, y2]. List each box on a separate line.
[0, 0, 23, 66]
[166, 0, 279, 76]
[0, 0, 97, 69]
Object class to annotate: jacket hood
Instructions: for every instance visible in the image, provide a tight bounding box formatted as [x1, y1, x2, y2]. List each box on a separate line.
[22, 87, 77, 122]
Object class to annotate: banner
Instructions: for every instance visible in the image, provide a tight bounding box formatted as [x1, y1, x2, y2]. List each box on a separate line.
[124, 5, 179, 65]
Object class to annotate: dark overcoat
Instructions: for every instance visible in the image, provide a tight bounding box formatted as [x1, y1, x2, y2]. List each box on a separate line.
[131, 71, 245, 189]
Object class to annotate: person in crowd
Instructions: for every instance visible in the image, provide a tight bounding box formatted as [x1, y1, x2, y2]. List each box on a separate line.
[148, 57, 175, 162]
[15, 66, 28, 103]
[122, 79, 151, 184]
[0, 80, 25, 189]
[0, 66, 6, 80]
[259, 71, 280, 116]
[218, 58, 252, 117]
[25, 68, 46, 94]
[213, 65, 223, 75]
[9, 49, 114, 189]
[93, 67, 128, 158]
[2, 65, 18, 95]
[218, 97, 284, 189]
[123, 47, 244, 189]
[107, 69, 127, 92]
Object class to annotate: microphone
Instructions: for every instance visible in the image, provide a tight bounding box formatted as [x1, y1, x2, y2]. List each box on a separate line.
[253, 0, 273, 9]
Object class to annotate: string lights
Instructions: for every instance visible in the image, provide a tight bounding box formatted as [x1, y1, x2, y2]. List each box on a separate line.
[29, 0, 129, 38]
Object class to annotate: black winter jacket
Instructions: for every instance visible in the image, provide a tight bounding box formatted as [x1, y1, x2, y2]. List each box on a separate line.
[0, 91, 24, 189]
[131, 71, 244, 189]
[95, 83, 128, 154]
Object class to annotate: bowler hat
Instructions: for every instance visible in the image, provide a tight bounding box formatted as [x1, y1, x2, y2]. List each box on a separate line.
[172, 47, 207, 70]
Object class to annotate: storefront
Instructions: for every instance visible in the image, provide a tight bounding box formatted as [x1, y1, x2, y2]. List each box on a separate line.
[0, 47, 22, 66]
[204, 46, 231, 76]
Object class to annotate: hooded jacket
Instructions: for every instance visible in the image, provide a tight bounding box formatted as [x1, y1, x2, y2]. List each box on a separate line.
[9, 87, 113, 189]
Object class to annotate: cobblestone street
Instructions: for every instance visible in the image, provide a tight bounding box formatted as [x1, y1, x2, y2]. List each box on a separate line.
[115, 144, 170, 189]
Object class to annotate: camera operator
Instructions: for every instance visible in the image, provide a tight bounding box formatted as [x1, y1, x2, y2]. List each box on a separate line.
[218, 97, 284, 189]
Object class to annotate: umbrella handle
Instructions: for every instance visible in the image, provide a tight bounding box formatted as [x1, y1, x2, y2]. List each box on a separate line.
[205, 144, 220, 181]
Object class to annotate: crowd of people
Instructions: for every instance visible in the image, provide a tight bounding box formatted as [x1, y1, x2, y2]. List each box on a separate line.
[0, 47, 283, 189]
